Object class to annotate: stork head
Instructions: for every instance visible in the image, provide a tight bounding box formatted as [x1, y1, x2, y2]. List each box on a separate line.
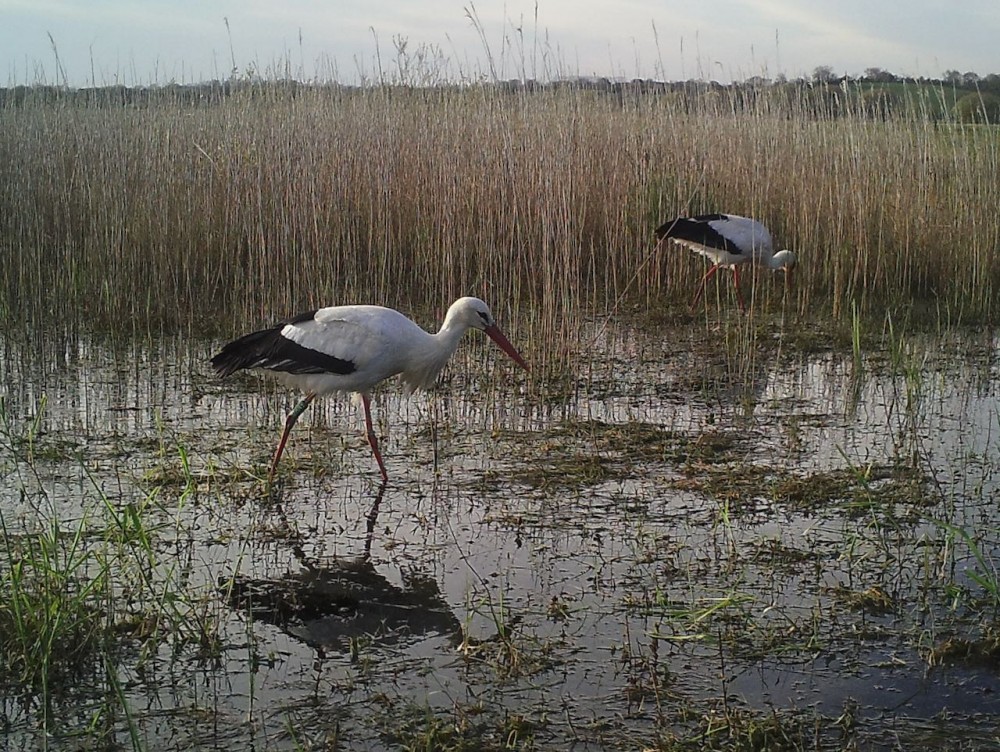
[771, 249, 797, 297]
[771, 249, 797, 271]
[446, 297, 496, 331]
[446, 297, 529, 371]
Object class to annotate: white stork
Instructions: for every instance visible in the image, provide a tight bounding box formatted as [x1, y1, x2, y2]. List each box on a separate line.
[654, 213, 797, 310]
[211, 296, 529, 482]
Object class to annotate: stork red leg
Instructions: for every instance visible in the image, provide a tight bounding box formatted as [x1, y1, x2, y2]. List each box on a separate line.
[733, 265, 746, 311]
[690, 264, 721, 309]
[361, 393, 389, 482]
[269, 393, 316, 481]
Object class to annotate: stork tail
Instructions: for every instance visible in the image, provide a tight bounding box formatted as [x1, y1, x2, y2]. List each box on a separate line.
[210, 327, 284, 377]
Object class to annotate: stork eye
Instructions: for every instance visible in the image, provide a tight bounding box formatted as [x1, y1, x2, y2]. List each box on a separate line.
[477, 311, 490, 324]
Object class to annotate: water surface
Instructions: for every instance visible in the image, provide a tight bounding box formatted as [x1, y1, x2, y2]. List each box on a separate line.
[1, 321, 999, 750]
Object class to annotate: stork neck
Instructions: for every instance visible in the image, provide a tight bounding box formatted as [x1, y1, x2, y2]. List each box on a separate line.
[395, 318, 467, 394]
[433, 316, 473, 357]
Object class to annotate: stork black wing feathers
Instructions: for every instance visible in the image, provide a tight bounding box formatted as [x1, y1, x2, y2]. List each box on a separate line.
[654, 215, 740, 254]
[211, 310, 357, 378]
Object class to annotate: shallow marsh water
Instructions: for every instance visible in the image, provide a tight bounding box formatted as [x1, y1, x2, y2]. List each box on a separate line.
[1, 318, 1000, 750]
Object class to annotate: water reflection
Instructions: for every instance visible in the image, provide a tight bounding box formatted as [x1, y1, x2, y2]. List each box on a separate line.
[226, 485, 462, 654]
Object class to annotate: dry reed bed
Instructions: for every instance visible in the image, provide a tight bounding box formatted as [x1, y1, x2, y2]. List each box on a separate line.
[1, 85, 997, 347]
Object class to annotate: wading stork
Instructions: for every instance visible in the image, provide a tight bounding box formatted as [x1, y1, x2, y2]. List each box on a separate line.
[654, 213, 797, 310]
[211, 297, 529, 482]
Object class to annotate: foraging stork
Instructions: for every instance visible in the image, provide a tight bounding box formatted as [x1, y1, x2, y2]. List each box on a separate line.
[211, 297, 529, 482]
[654, 213, 796, 311]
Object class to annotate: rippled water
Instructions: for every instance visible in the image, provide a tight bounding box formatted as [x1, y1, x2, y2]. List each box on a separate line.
[1, 321, 999, 750]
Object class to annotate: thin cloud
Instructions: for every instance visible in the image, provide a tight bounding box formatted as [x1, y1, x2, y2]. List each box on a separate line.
[736, 0, 916, 61]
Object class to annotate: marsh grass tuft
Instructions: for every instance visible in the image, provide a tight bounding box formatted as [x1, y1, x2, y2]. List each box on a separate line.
[830, 584, 896, 615]
[459, 589, 550, 680]
[376, 698, 543, 752]
[654, 705, 828, 752]
[925, 628, 1000, 668]
[669, 461, 930, 518]
[770, 464, 929, 514]
[486, 420, 752, 491]
[0, 510, 109, 700]
[933, 518, 1000, 614]
[0, 400, 225, 737]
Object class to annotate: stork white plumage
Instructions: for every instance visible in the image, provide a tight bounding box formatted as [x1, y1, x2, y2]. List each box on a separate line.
[211, 296, 529, 482]
[654, 213, 797, 311]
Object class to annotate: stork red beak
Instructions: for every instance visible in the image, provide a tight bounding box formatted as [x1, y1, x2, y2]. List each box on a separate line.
[484, 325, 530, 371]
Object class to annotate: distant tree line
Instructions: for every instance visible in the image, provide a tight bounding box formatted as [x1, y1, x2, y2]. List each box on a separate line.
[1, 66, 998, 123]
[804, 65, 1000, 123]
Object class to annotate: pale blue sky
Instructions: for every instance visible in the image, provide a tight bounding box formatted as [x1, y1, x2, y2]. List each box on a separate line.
[2, 0, 998, 87]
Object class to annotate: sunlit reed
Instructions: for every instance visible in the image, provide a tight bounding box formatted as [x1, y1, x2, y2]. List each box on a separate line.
[1, 81, 997, 353]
